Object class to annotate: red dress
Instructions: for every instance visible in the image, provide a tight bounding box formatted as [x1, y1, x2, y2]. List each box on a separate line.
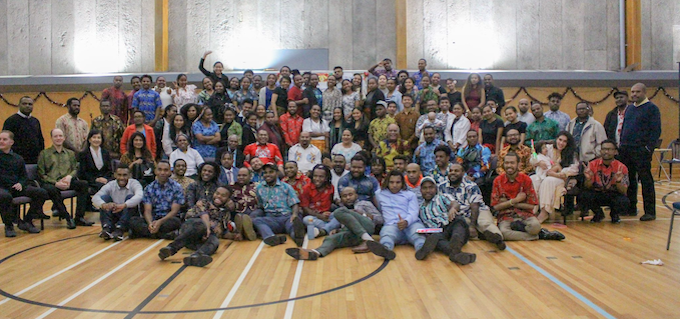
[465, 88, 482, 109]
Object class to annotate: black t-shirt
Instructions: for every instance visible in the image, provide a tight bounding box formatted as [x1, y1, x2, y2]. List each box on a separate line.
[447, 91, 462, 107]
[503, 121, 527, 137]
[479, 118, 505, 145]
[273, 87, 288, 110]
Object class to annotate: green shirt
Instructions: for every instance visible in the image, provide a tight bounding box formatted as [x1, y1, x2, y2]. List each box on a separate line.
[37, 146, 77, 185]
[525, 117, 560, 146]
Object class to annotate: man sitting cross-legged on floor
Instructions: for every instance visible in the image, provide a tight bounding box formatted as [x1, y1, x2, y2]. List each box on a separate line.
[129, 160, 184, 239]
[158, 186, 234, 267]
[301, 164, 341, 238]
[578, 139, 630, 223]
[252, 163, 306, 247]
[285, 186, 384, 260]
[491, 152, 564, 241]
[439, 163, 506, 251]
[367, 170, 439, 260]
[419, 176, 476, 265]
[92, 165, 143, 241]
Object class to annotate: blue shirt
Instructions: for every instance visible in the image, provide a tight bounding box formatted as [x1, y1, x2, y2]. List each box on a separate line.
[192, 120, 220, 158]
[132, 89, 162, 122]
[544, 110, 571, 132]
[412, 71, 433, 90]
[142, 179, 186, 219]
[338, 174, 380, 202]
[414, 139, 445, 176]
[255, 179, 300, 216]
[376, 189, 420, 226]
[456, 144, 491, 179]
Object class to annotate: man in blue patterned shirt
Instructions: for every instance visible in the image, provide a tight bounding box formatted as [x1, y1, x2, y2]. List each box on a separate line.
[431, 145, 453, 186]
[543, 92, 571, 131]
[439, 163, 506, 251]
[132, 74, 163, 127]
[129, 160, 184, 239]
[414, 126, 445, 176]
[253, 163, 306, 247]
[337, 155, 380, 206]
[419, 177, 476, 265]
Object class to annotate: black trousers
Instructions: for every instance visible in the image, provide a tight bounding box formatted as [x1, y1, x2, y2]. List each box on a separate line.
[42, 180, 89, 218]
[434, 216, 470, 255]
[0, 186, 48, 224]
[577, 190, 630, 218]
[619, 146, 655, 216]
[167, 218, 219, 256]
[128, 216, 181, 238]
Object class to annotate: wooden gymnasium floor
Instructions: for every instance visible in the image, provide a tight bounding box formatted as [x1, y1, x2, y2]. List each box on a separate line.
[1, 180, 680, 318]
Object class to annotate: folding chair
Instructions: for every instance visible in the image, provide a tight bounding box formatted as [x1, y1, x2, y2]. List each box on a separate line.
[667, 202, 680, 250]
[13, 164, 45, 230]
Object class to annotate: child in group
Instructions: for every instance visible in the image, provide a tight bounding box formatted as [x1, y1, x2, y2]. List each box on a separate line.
[532, 141, 553, 181]
[417, 112, 445, 142]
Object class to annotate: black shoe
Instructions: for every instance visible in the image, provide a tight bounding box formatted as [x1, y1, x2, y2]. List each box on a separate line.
[611, 216, 621, 224]
[112, 228, 125, 241]
[158, 246, 175, 260]
[415, 234, 439, 260]
[450, 252, 477, 265]
[36, 212, 51, 220]
[366, 240, 396, 260]
[100, 227, 113, 240]
[483, 230, 506, 251]
[510, 220, 526, 232]
[161, 230, 179, 240]
[590, 214, 604, 223]
[292, 216, 305, 247]
[538, 228, 565, 241]
[263, 235, 287, 246]
[75, 217, 94, 226]
[183, 253, 213, 267]
[640, 214, 656, 221]
[66, 217, 76, 229]
[5, 225, 16, 238]
[18, 221, 40, 234]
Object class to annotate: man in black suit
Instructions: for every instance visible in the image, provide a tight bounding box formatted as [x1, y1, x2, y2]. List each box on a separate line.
[217, 134, 245, 168]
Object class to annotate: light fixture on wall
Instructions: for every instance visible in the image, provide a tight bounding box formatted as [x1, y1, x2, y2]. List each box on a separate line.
[447, 28, 499, 69]
[219, 29, 277, 70]
[74, 34, 123, 73]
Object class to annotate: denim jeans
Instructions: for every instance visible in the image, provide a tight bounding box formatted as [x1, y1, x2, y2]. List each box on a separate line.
[99, 194, 134, 231]
[252, 214, 295, 239]
[303, 214, 341, 234]
[379, 221, 426, 251]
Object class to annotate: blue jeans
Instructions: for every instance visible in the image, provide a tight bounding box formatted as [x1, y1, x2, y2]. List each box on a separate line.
[99, 194, 134, 231]
[303, 214, 341, 233]
[253, 215, 296, 239]
[379, 222, 426, 251]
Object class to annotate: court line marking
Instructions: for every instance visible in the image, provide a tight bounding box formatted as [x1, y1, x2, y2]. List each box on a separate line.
[212, 241, 265, 319]
[124, 265, 188, 319]
[0, 240, 123, 306]
[283, 236, 309, 319]
[506, 247, 617, 319]
[34, 239, 164, 319]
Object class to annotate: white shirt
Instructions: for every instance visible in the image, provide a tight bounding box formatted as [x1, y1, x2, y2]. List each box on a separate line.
[302, 118, 330, 141]
[517, 111, 536, 126]
[444, 115, 471, 149]
[90, 146, 104, 170]
[155, 86, 174, 107]
[288, 143, 322, 174]
[161, 118, 173, 157]
[331, 169, 349, 201]
[330, 143, 362, 161]
[169, 147, 205, 176]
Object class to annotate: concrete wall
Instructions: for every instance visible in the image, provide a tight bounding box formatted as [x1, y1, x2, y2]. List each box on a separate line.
[168, 0, 397, 72]
[641, 0, 680, 70]
[0, 0, 155, 75]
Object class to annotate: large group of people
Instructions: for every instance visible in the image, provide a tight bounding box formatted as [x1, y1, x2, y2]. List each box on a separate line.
[0, 54, 662, 268]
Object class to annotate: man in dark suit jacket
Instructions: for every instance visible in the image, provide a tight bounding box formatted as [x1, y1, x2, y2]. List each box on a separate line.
[217, 135, 245, 169]
[2, 96, 44, 164]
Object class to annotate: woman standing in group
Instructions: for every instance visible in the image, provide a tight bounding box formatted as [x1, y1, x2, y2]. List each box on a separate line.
[171, 74, 198, 106]
[197, 77, 214, 104]
[341, 79, 360, 122]
[241, 113, 259, 147]
[199, 50, 228, 88]
[271, 76, 291, 118]
[363, 77, 385, 119]
[377, 75, 389, 96]
[120, 132, 156, 187]
[352, 73, 364, 99]
[205, 81, 231, 125]
[462, 73, 485, 111]
[169, 113, 192, 150]
[259, 74, 278, 112]
[349, 108, 370, 148]
[468, 106, 483, 133]
[254, 104, 267, 129]
[399, 77, 419, 111]
[302, 104, 330, 152]
[192, 108, 221, 159]
[233, 77, 258, 108]
[479, 104, 504, 154]
[169, 133, 204, 179]
[328, 107, 347, 149]
[445, 78, 462, 107]
[226, 77, 240, 101]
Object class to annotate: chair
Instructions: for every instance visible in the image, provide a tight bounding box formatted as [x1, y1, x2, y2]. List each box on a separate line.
[111, 159, 121, 171]
[60, 190, 77, 219]
[667, 202, 680, 250]
[13, 164, 45, 230]
[660, 139, 680, 179]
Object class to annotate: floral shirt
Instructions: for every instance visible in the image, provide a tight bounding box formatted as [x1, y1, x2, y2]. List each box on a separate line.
[544, 110, 571, 131]
[279, 113, 304, 146]
[255, 179, 300, 216]
[132, 89, 163, 123]
[142, 179, 186, 219]
[342, 92, 360, 118]
[171, 175, 195, 193]
[456, 144, 491, 179]
[192, 120, 220, 158]
[185, 199, 229, 235]
[412, 70, 433, 89]
[186, 181, 219, 207]
[233, 89, 259, 107]
[55, 114, 89, 153]
[431, 163, 453, 186]
[496, 144, 534, 175]
[197, 90, 213, 104]
[232, 182, 259, 213]
[282, 171, 311, 196]
[368, 116, 396, 143]
[525, 118, 560, 147]
[172, 85, 198, 106]
[375, 139, 411, 170]
[438, 178, 486, 218]
[337, 174, 380, 202]
[91, 114, 125, 158]
[322, 87, 342, 123]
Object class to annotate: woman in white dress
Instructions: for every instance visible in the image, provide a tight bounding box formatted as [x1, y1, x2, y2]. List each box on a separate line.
[302, 104, 330, 152]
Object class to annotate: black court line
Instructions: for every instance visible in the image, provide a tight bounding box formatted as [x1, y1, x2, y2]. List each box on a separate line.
[0, 234, 390, 315]
[124, 265, 187, 319]
[661, 188, 680, 211]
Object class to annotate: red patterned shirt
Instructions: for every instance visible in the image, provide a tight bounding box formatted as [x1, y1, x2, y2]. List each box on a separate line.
[243, 143, 284, 168]
[279, 112, 304, 146]
[491, 172, 538, 222]
[299, 183, 334, 213]
[587, 158, 629, 192]
[282, 172, 311, 196]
